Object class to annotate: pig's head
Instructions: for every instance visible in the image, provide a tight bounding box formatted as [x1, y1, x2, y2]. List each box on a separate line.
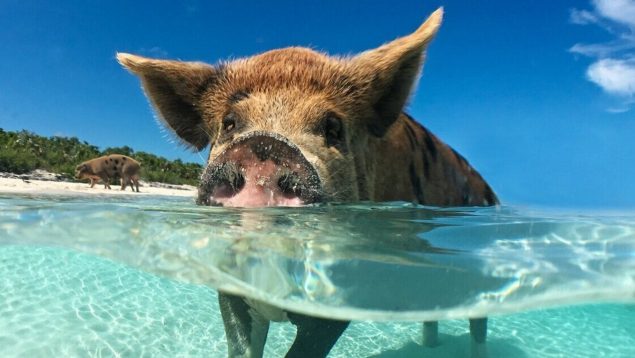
[75, 163, 91, 180]
[118, 9, 442, 207]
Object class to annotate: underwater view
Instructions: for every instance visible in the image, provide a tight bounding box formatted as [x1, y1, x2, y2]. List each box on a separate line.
[1, 194, 634, 357]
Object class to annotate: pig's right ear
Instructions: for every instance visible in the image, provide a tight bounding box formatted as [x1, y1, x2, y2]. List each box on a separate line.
[117, 53, 217, 151]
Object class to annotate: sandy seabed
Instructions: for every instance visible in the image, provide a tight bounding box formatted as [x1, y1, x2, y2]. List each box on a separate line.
[0, 176, 197, 197]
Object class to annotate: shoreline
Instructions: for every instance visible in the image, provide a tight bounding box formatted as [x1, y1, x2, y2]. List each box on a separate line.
[0, 171, 197, 197]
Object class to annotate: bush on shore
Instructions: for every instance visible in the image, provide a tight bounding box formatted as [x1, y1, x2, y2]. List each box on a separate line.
[0, 128, 203, 186]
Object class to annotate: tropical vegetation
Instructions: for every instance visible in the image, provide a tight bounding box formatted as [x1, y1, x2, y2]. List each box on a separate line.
[0, 128, 202, 185]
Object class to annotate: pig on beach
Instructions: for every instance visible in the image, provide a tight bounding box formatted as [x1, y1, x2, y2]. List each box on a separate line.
[75, 154, 141, 192]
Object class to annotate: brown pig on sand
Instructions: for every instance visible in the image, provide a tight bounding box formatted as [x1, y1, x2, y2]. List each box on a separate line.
[75, 154, 140, 192]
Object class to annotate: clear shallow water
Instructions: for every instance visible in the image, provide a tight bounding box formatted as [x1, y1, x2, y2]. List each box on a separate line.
[1, 194, 634, 357]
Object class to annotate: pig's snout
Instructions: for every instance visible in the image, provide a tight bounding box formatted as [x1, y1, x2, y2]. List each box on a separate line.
[197, 132, 322, 207]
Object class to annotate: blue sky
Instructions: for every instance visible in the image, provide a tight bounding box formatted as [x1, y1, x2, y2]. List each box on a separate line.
[1, 0, 634, 209]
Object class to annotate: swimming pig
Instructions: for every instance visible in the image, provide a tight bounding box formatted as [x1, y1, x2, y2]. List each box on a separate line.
[75, 154, 140, 192]
[118, 7, 497, 358]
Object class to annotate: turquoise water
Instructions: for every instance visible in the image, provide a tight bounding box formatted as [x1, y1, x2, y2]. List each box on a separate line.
[1, 194, 634, 357]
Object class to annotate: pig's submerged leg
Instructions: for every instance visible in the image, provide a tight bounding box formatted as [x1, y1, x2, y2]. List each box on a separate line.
[219, 292, 270, 358]
[286, 312, 349, 358]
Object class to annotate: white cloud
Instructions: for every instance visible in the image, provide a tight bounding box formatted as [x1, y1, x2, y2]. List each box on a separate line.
[586, 58, 635, 96]
[607, 106, 631, 113]
[570, 0, 635, 111]
[593, 0, 635, 28]
[138, 46, 169, 58]
[569, 9, 598, 25]
[570, 41, 632, 57]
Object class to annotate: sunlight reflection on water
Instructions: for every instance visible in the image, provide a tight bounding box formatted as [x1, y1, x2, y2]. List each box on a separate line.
[1, 194, 634, 321]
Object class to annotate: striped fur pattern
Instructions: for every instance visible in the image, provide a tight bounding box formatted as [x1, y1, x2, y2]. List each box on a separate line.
[118, 7, 497, 358]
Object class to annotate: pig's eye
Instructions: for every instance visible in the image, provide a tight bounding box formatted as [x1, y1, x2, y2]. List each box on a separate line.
[222, 114, 237, 132]
[324, 115, 343, 147]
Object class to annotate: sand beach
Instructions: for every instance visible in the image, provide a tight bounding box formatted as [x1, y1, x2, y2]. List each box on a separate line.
[0, 170, 197, 197]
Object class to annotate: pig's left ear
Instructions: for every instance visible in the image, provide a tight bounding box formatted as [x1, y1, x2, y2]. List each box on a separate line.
[350, 8, 443, 136]
[117, 53, 217, 150]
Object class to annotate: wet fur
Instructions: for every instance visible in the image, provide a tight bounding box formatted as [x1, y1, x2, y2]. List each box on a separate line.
[118, 8, 497, 357]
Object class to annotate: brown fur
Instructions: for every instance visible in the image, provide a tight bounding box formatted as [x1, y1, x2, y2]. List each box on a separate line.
[117, 7, 498, 357]
[75, 154, 141, 192]
[117, 8, 497, 206]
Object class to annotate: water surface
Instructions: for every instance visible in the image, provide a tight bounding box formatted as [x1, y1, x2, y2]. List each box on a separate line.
[1, 194, 634, 357]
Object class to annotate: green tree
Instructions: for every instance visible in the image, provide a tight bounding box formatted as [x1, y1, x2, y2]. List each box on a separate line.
[0, 128, 202, 185]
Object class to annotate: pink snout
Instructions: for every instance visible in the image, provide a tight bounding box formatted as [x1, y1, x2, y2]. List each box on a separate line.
[197, 132, 322, 207]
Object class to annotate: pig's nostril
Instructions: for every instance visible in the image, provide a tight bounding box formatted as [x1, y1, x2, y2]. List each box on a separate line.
[278, 173, 303, 198]
[232, 172, 246, 191]
[227, 172, 245, 193]
[213, 171, 245, 198]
